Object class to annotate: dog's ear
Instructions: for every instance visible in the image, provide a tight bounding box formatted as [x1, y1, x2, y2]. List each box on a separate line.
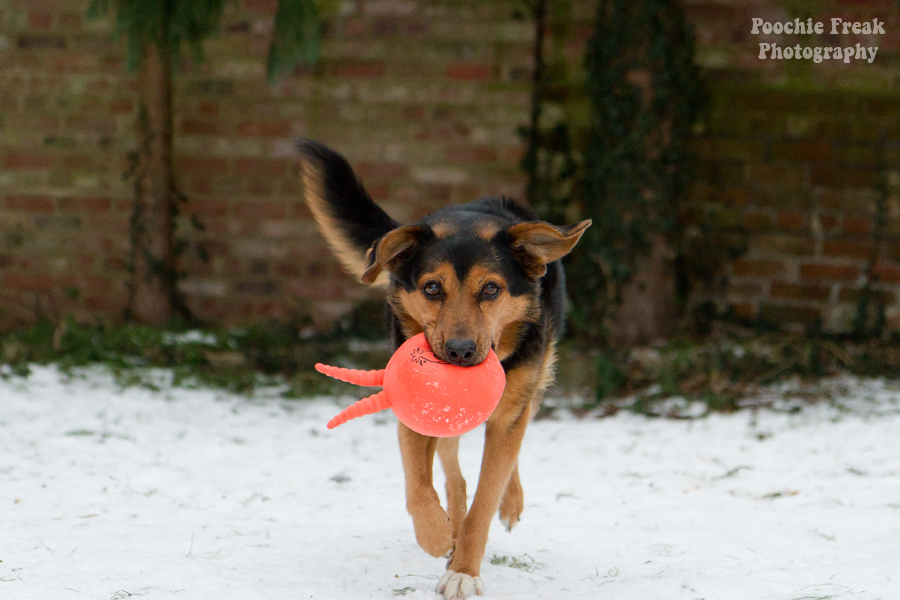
[507, 219, 592, 279]
[361, 226, 421, 284]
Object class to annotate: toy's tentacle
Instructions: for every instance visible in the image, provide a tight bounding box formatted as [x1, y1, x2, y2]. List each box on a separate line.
[326, 390, 392, 429]
[315, 364, 385, 387]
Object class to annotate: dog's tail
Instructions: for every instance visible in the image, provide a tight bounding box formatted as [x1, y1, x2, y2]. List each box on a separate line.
[297, 140, 399, 282]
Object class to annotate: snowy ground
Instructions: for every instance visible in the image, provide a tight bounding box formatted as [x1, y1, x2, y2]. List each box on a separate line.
[2, 366, 900, 600]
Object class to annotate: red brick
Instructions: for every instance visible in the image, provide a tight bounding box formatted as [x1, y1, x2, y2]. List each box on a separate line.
[234, 201, 287, 219]
[402, 105, 428, 122]
[58, 197, 111, 212]
[246, 176, 275, 195]
[274, 262, 301, 277]
[328, 61, 385, 78]
[811, 166, 874, 189]
[255, 301, 294, 320]
[770, 281, 831, 302]
[732, 303, 757, 321]
[842, 214, 874, 236]
[367, 183, 390, 201]
[819, 214, 839, 232]
[771, 140, 831, 163]
[179, 157, 229, 175]
[29, 12, 52, 29]
[447, 145, 499, 164]
[732, 258, 790, 278]
[180, 119, 220, 135]
[3, 154, 55, 170]
[244, 0, 278, 14]
[198, 101, 220, 116]
[776, 211, 808, 232]
[61, 155, 94, 171]
[3, 274, 54, 291]
[800, 263, 861, 282]
[501, 144, 527, 163]
[873, 262, 900, 284]
[187, 177, 214, 195]
[109, 98, 134, 114]
[235, 158, 288, 177]
[446, 62, 493, 81]
[6, 195, 54, 212]
[286, 280, 344, 300]
[236, 120, 292, 137]
[354, 162, 409, 180]
[365, 0, 418, 16]
[823, 239, 875, 260]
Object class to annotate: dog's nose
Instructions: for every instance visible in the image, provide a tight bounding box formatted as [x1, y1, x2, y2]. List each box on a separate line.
[445, 338, 478, 366]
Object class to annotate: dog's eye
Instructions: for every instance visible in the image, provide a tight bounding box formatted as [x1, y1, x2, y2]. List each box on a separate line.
[423, 281, 442, 298]
[482, 282, 501, 299]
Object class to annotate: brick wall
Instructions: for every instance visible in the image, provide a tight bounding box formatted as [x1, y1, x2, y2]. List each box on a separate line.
[1, 0, 899, 336]
[683, 0, 900, 334]
[0, 0, 534, 328]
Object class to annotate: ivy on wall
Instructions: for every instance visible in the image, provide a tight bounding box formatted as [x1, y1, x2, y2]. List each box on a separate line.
[523, 0, 702, 345]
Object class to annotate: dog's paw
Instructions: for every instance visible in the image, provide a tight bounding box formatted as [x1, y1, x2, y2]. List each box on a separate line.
[498, 487, 523, 532]
[498, 503, 522, 532]
[436, 570, 484, 599]
[410, 502, 453, 558]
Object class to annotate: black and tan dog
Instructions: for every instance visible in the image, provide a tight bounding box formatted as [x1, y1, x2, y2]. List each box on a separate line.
[298, 140, 590, 599]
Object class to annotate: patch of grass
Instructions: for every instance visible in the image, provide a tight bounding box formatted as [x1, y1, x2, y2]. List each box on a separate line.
[489, 553, 543, 572]
[0, 302, 392, 398]
[554, 324, 900, 417]
[5, 310, 899, 411]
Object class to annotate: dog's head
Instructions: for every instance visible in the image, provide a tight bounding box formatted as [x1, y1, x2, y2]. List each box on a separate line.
[361, 210, 590, 366]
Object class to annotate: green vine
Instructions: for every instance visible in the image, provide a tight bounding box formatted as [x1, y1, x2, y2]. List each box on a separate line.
[523, 0, 701, 344]
[854, 132, 891, 339]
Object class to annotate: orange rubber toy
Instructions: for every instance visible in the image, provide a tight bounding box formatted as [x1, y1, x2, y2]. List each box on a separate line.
[317, 333, 506, 437]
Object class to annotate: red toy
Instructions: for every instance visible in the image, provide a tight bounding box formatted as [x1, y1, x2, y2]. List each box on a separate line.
[316, 333, 506, 437]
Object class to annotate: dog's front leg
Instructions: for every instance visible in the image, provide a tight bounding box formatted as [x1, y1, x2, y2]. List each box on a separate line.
[398, 422, 453, 557]
[437, 402, 530, 599]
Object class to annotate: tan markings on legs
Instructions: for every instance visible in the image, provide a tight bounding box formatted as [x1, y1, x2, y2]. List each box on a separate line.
[437, 436, 467, 544]
[398, 422, 453, 557]
[446, 368, 536, 577]
[493, 344, 558, 533]
[498, 460, 524, 531]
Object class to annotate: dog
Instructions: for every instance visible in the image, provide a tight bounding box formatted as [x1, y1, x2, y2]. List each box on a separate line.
[298, 140, 590, 599]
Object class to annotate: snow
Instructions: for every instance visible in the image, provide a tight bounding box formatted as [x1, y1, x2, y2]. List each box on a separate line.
[2, 366, 900, 600]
